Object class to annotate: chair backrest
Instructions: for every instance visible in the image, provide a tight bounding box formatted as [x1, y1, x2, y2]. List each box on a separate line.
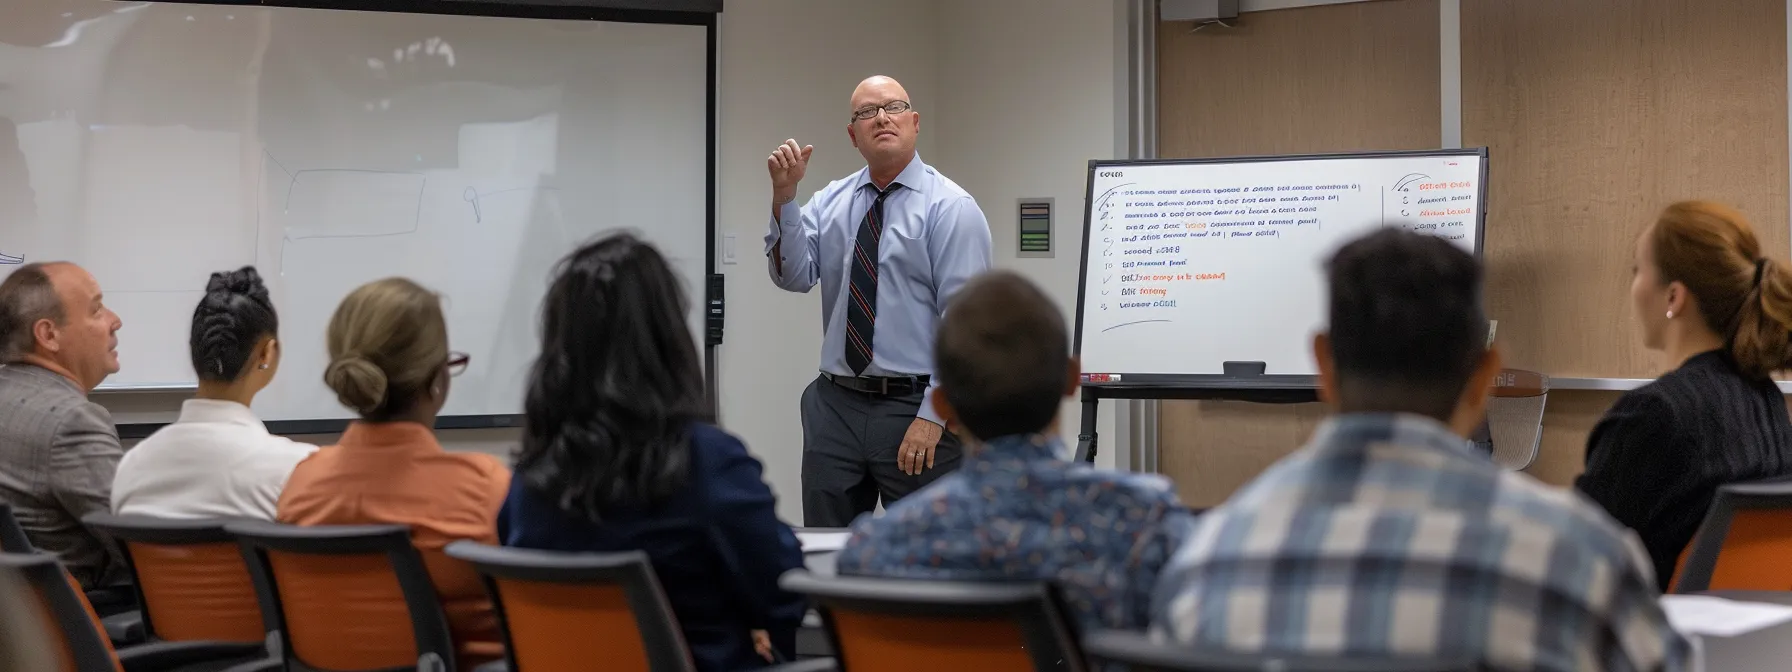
[1672, 479, 1792, 592]
[0, 502, 36, 553]
[1083, 631, 1478, 672]
[1486, 369, 1549, 471]
[0, 552, 121, 672]
[781, 570, 1085, 672]
[83, 513, 268, 645]
[226, 521, 456, 672]
[445, 541, 694, 672]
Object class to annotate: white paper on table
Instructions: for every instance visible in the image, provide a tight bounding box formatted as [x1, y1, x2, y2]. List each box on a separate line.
[1660, 595, 1792, 637]
[796, 531, 850, 553]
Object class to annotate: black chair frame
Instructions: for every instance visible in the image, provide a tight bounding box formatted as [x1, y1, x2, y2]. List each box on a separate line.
[1081, 630, 1479, 672]
[226, 521, 456, 672]
[781, 570, 1084, 672]
[1673, 479, 1792, 593]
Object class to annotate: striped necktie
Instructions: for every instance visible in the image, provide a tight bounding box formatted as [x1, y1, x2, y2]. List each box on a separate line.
[846, 183, 897, 375]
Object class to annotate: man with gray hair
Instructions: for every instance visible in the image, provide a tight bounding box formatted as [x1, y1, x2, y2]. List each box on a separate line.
[0, 262, 127, 591]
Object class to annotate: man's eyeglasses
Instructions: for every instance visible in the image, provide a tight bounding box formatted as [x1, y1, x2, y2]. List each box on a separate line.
[446, 351, 470, 377]
[851, 100, 911, 122]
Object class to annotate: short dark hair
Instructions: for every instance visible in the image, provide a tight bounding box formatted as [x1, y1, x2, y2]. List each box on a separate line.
[1325, 229, 1488, 421]
[516, 232, 711, 523]
[934, 271, 1068, 440]
[190, 266, 278, 382]
[0, 263, 65, 362]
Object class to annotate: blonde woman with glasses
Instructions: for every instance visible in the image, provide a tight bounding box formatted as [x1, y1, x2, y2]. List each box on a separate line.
[276, 277, 510, 669]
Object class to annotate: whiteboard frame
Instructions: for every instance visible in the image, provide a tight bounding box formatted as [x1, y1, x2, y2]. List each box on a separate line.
[107, 1, 721, 438]
[1072, 147, 1490, 397]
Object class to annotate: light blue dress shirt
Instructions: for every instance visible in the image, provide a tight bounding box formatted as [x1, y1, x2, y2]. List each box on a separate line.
[764, 153, 992, 425]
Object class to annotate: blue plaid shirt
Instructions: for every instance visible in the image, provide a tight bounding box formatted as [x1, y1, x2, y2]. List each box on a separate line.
[1152, 414, 1691, 672]
[837, 433, 1195, 633]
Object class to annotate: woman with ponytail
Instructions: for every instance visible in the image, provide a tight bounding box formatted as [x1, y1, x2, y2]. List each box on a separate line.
[275, 277, 509, 667]
[112, 267, 315, 519]
[1578, 201, 1792, 590]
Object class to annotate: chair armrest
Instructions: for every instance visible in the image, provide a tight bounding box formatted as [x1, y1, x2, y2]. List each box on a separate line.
[102, 610, 143, 645]
[471, 660, 509, 672]
[765, 659, 837, 672]
[116, 640, 265, 672]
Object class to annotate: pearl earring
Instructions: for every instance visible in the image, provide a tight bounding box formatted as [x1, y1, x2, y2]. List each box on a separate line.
[258, 364, 269, 370]
[1666, 310, 1675, 319]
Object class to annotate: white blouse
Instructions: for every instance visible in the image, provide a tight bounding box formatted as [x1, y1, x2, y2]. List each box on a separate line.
[112, 399, 318, 520]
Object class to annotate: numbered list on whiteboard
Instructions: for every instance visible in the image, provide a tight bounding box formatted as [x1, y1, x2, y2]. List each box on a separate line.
[1080, 155, 1482, 379]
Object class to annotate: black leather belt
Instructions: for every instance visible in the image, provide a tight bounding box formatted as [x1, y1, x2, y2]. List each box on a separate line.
[822, 372, 930, 396]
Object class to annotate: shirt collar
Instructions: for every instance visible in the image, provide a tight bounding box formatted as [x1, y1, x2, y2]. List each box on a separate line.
[175, 398, 268, 430]
[854, 153, 927, 194]
[965, 432, 1065, 466]
[337, 421, 444, 453]
[1308, 412, 1487, 464]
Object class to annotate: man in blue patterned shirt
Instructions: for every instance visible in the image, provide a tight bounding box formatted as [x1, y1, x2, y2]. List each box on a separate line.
[836, 270, 1195, 633]
[1151, 230, 1691, 671]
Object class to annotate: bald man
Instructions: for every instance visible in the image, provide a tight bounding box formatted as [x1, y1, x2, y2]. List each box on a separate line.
[765, 75, 993, 526]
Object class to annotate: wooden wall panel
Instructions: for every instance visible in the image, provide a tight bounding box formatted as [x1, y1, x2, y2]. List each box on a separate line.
[1464, 0, 1789, 378]
[1158, 0, 1441, 157]
[1520, 389, 1617, 486]
[1156, 0, 1440, 504]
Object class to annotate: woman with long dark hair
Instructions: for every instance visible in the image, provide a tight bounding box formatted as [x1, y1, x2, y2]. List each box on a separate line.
[500, 232, 804, 671]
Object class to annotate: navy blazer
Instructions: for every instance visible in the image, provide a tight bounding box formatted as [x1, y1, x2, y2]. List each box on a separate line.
[498, 423, 806, 671]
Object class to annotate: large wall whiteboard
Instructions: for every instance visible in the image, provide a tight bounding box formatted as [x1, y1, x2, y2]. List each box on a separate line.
[1075, 149, 1487, 388]
[0, 0, 711, 423]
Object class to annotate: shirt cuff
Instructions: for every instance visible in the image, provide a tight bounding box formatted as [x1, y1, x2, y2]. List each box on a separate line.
[916, 382, 944, 426]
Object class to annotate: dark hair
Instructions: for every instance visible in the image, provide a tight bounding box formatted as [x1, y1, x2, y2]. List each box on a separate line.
[1325, 229, 1488, 421]
[189, 267, 277, 382]
[516, 232, 709, 522]
[934, 271, 1068, 440]
[1648, 201, 1792, 378]
[0, 263, 63, 363]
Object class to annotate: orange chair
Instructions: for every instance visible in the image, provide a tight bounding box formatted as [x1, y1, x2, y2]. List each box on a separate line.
[2, 551, 251, 672]
[2, 551, 119, 672]
[0, 560, 59, 670]
[1671, 479, 1792, 592]
[2, 503, 143, 646]
[780, 570, 1084, 672]
[443, 542, 692, 671]
[226, 521, 461, 672]
[1081, 630, 1476, 671]
[445, 542, 834, 672]
[83, 514, 273, 667]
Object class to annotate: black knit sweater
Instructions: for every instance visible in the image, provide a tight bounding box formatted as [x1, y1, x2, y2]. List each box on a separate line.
[1576, 350, 1792, 590]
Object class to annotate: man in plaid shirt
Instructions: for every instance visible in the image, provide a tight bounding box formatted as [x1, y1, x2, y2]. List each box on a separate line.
[1151, 230, 1692, 671]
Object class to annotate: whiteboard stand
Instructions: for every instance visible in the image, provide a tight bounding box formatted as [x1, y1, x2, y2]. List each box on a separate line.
[1073, 383, 1319, 463]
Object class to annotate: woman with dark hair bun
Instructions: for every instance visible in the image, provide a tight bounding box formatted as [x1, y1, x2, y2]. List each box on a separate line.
[112, 266, 316, 519]
[1579, 201, 1792, 590]
[499, 232, 804, 671]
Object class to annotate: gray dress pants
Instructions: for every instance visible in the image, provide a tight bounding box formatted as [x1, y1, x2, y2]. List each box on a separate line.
[799, 374, 963, 527]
